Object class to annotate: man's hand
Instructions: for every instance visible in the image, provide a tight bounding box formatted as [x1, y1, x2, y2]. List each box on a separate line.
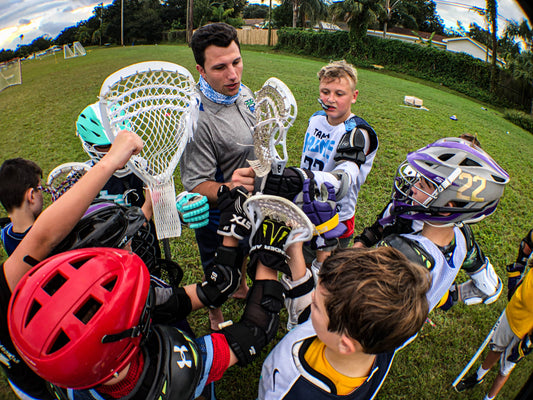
[217, 185, 251, 240]
[231, 167, 256, 193]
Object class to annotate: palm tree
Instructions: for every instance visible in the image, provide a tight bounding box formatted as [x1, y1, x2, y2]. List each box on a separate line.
[485, 0, 498, 93]
[505, 19, 532, 52]
[291, 0, 327, 28]
[330, 0, 385, 42]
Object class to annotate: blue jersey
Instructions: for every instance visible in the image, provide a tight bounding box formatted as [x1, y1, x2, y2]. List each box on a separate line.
[1, 223, 29, 256]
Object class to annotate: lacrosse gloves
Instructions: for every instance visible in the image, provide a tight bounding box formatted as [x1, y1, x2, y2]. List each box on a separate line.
[302, 179, 346, 251]
[217, 185, 252, 240]
[176, 191, 209, 229]
[506, 262, 526, 301]
[508, 333, 533, 364]
[248, 218, 292, 280]
[263, 167, 314, 201]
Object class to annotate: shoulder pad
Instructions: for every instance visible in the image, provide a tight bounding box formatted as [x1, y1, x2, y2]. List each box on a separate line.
[459, 224, 475, 251]
[334, 128, 367, 167]
[378, 234, 435, 270]
[147, 325, 203, 400]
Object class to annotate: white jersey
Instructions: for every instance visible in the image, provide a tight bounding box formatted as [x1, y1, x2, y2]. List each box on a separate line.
[403, 226, 467, 311]
[300, 111, 378, 222]
[258, 320, 396, 400]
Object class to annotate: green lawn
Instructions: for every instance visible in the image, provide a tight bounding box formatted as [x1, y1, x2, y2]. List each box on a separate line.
[0, 44, 532, 399]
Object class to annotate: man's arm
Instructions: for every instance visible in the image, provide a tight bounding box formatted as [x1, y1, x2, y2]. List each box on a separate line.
[4, 130, 143, 291]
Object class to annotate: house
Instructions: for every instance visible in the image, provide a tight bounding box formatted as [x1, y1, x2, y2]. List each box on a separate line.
[366, 27, 505, 66]
[445, 36, 505, 66]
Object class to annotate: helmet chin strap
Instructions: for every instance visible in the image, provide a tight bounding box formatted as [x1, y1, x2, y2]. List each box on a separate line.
[423, 220, 458, 229]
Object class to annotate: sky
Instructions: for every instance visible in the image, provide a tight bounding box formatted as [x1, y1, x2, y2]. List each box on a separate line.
[0, 0, 531, 51]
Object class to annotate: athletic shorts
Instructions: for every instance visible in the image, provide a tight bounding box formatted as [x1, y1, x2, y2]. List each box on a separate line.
[489, 310, 520, 376]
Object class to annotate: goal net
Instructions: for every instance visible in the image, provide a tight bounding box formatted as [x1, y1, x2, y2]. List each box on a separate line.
[64, 41, 87, 59]
[0, 58, 22, 93]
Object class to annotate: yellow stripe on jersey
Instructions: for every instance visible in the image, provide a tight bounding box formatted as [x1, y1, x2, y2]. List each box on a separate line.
[304, 338, 367, 395]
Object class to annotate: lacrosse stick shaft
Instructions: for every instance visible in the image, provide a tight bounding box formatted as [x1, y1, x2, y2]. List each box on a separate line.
[162, 239, 172, 261]
[452, 311, 505, 388]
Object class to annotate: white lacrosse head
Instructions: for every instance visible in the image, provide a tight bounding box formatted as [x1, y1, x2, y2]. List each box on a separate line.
[98, 61, 199, 239]
[98, 61, 198, 185]
[244, 194, 313, 250]
[47, 162, 92, 201]
[248, 77, 297, 177]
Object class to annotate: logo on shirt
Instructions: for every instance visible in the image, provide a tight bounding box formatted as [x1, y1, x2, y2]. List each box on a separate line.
[302, 128, 335, 160]
[174, 345, 192, 368]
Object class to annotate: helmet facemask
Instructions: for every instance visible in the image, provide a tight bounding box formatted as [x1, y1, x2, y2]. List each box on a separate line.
[388, 139, 509, 227]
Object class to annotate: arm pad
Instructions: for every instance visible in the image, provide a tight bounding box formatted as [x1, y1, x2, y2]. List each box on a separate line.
[222, 280, 284, 366]
[197, 246, 244, 309]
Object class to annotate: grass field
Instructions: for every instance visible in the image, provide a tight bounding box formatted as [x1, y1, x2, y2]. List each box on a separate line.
[0, 44, 532, 399]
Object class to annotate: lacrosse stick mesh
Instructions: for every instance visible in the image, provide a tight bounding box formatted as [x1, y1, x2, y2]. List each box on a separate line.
[47, 162, 91, 201]
[100, 62, 198, 239]
[244, 194, 313, 249]
[248, 78, 297, 177]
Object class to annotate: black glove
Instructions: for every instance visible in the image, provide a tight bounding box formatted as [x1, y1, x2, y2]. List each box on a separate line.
[217, 185, 251, 240]
[506, 262, 525, 301]
[248, 218, 292, 280]
[263, 167, 314, 201]
[507, 333, 533, 363]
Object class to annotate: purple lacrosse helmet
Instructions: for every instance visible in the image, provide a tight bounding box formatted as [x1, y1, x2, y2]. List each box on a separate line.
[389, 137, 509, 226]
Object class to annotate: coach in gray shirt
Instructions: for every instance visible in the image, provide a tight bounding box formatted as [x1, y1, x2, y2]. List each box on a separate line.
[180, 22, 256, 330]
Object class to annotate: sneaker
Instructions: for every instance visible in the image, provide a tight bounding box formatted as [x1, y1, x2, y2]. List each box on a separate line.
[455, 373, 484, 392]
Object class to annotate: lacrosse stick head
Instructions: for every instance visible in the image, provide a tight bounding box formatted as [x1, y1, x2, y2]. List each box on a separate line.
[99, 61, 200, 239]
[244, 194, 313, 250]
[248, 78, 297, 177]
[76, 102, 132, 178]
[46, 162, 92, 201]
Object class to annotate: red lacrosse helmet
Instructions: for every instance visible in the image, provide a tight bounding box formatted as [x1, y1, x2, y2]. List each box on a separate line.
[8, 248, 151, 390]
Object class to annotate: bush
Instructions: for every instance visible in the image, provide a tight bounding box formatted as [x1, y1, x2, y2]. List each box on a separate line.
[504, 109, 533, 133]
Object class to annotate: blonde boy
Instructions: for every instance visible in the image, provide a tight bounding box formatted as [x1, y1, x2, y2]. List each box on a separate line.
[300, 60, 378, 262]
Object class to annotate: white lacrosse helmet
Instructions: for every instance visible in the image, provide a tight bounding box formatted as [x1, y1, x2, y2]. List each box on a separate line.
[76, 103, 132, 178]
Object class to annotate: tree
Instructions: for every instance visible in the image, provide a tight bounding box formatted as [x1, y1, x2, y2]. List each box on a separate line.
[273, 0, 292, 28]
[54, 26, 79, 45]
[243, 4, 269, 18]
[505, 19, 532, 52]
[386, 0, 445, 35]
[507, 51, 533, 113]
[330, 0, 385, 43]
[485, 0, 498, 93]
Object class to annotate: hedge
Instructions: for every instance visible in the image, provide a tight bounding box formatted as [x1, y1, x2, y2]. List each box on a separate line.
[275, 28, 533, 111]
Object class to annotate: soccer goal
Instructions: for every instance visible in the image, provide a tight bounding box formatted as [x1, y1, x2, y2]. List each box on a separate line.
[63, 41, 87, 59]
[0, 58, 22, 93]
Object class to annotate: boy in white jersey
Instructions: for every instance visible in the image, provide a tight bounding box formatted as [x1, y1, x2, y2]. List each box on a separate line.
[300, 60, 378, 263]
[258, 246, 430, 399]
[262, 61, 378, 269]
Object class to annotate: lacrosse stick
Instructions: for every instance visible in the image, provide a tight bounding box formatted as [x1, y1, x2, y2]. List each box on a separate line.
[244, 194, 313, 249]
[248, 78, 297, 188]
[47, 162, 92, 201]
[99, 61, 199, 240]
[452, 310, 505, 390]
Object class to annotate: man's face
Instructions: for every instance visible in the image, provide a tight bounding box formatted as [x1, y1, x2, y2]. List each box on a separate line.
[197, 41, 243, 96]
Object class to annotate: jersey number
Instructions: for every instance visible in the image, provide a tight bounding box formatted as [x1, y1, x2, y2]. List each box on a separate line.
[457, 172, 486, 202]
[303, 156, 325, 171]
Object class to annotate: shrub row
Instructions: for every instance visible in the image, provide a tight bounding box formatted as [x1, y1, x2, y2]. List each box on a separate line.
[276, 28, 533, 111]
[504, 109, 533, 133]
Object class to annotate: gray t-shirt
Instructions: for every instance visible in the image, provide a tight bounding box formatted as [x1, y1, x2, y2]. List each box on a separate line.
[181, 85, 256, 191]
